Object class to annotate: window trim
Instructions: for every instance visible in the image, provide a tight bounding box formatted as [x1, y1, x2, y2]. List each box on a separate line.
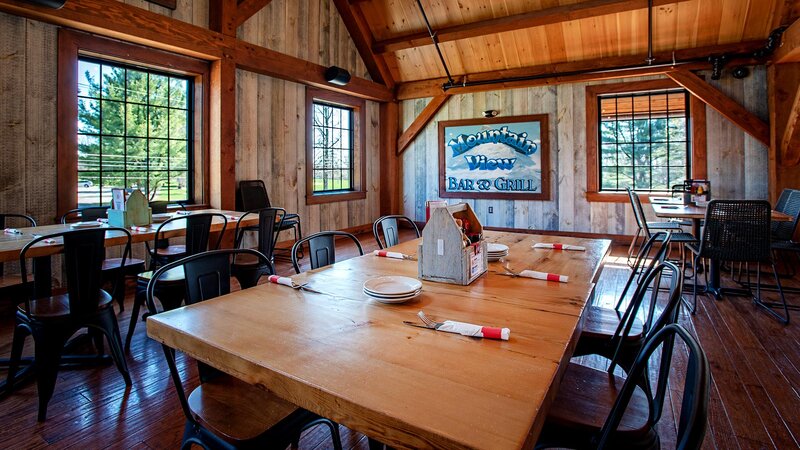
[57, 29, 210, 218]
[305, 87, 367, 205]
[585, 79, 707, 203]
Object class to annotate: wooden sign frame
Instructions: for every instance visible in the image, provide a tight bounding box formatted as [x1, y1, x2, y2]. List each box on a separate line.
[438, 114, 550, 200]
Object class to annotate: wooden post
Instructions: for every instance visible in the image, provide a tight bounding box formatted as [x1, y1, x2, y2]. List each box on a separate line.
[380, 101, 400, 216]
[209, 56, 237, 210]
[768, 63, 800, 207]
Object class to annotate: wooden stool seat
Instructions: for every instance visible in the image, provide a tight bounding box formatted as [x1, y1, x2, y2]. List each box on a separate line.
[155, 245, 186, 257]
[102, 257, 146, 272]
[187, 374, 299, 443]
[138, 266, 185, 284]
[231, 252, 263, 267]
[18, 291, 114, 320]
[581, 306, 644, 341]
[544, 362, 649, 436]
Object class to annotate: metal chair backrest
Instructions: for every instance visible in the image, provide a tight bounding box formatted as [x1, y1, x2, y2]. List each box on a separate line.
[772, 189, 800, 242]
[234, 207, 285, 261]
[149, 201, 169, 214]
[616, 231, 671, 308]
[60, 206, 109, 224]
[153, 213, 227, 257]
[1, 213, 37, 275]
[628, 188, 654, 238]
[19, 227, 131, 316]
[373, 215, 420, 249]
[596, 324, 710, 450]
[145, 248, 272, 419]
[291, 231, 363, 273]
[699, 200, 772, 263]
[609, 260, 683, 370]
[238, 180, 271, 211]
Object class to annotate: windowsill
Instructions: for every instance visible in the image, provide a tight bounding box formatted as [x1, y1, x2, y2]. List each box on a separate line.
[586, 192, 668, 203]
[306, 190, 366, 205]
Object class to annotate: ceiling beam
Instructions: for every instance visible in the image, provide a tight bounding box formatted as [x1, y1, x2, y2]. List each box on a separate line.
[774, 17, 800, 63]
[397, 95, 450, 155]
[666, 69, 770, 146]
[209, 0, 237, 36]
[772, 0, 800, 29]
[332, 0, 395, 88]
[396, 41, 765, 99]
[0, 0, 392, 102]
[373, 0, 691, 54]
[233, 0, 275, 29]
[781, 84, 800, 165]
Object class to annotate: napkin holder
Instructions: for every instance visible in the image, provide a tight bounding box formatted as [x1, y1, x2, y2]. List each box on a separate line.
[418, 203, 487, 285]
[108, 189, 152, 228]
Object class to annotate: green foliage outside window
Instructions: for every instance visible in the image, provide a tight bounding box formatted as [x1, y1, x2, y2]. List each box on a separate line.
[77, 58, 192, 207]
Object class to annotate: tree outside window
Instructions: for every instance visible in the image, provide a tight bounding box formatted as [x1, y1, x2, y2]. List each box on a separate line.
[312, 102, 354, 193]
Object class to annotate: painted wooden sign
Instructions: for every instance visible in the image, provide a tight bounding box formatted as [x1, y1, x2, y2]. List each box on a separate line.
[438, 114, 550, 200]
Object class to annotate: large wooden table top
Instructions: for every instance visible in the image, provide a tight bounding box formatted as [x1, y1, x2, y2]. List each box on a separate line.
[147, 231, 611, 450]
[652, 203, 794, 221]
[0, 209, 252, 262]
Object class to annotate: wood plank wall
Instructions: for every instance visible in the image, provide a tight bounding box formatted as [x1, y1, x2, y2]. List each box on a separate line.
[235, 0, 380, 235]
[400, 68, 769, 236]
[115, 0, 208, 28]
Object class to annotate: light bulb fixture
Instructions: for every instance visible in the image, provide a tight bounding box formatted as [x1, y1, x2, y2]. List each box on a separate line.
[324, 66, 351, 86]
[483, 110, 498, 118]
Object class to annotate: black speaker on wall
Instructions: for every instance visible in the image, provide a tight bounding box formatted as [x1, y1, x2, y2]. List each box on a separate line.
[22, 0, 66, 8]
[324, 66, 351, 86]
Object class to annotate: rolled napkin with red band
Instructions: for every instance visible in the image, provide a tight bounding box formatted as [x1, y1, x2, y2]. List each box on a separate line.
[373, 250, 411, 260]
[519, 270, 569, 283]
[227, 215, 239, 221]
[131, 226, 151, 232]
[533, 243, 586, 251]
[267, 275, 294, 287]
[438, 320, 510, 340]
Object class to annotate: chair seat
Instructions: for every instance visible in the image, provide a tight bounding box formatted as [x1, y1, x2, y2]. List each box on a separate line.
[0, 273, 23, 290]
[102, 257, 146, 272]
[657, 232, 697, 243]
[582, 306, 643, 342]
[154, 245, 186, 257]
[231, 253, 266, 267]
[772, 240, 800, 252]
[543, 362, 650, 439]
[138, 266, 185, 284]
[18, 291, 114, 320]
[187, 374, 300, 443]
[647, 221, 683, 230]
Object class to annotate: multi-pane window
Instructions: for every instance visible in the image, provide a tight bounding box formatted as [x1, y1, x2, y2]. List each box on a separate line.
[77, 57, 192, 206]
[598, 89, 690, 192]
[311, 102, 354, 193]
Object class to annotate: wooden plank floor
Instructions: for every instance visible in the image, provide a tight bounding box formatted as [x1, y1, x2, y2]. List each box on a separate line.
[0, 231, 798, 449]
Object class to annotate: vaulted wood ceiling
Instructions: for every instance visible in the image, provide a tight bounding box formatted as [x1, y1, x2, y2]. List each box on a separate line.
[355, 0, 791, 83]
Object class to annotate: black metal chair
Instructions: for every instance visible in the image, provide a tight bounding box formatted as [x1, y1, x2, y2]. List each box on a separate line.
[146, 249, 342, 450]
[146, 212, 227, 270]
[630, 189, 697, 274]
[625, 187, 684, 264]
[771, 189, 800, 277]
[238, 180, 302, 258]
[687, 200, 789, 323]
[291, 231, 363, 274]
[575, 260, 684, 378]
[5, 227, 132, 421]
[232, 208, 284, 288]
[148, 200, 187, 214]
[60, 206, 109, 224]
[614, 231, 671, 312]
[126, 213, 227, 352]
[0, 214, 37, 291]
[373, 215, 420, 249]
[537, 323, 710, 449]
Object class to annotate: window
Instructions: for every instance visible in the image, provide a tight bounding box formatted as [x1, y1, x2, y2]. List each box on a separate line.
[58, 30, 210, 216]
[311, 102, 354, 193]
[76, 57, 193, 207]
[585, 79, 707, 202]
[598, 89, 690, 192]
[305, 88, 366, 205]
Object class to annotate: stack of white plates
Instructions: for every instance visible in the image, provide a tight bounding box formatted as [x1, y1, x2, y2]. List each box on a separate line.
[70, 221, 103, 229]
[487, 243, 509, 261]
[363, 276, 422, 304]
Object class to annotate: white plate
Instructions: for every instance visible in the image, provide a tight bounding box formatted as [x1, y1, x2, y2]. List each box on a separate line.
[363, 276, 422, 296]
[487, 243, 509, 253]
[488, 256, 506, 262]
[70, 221, 103, 229]
[365, 290, 421, 304]
[364, 288, 422, 298]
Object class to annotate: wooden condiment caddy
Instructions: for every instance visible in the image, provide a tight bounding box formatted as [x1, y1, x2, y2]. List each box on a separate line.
[418, 203, 487, 285]
[108, 189, 152, 228]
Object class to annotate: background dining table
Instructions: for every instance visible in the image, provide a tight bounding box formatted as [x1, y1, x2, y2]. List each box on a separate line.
[148, 230, 610, 450]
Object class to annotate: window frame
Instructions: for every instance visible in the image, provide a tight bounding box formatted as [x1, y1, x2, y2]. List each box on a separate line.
[586, 79, 707, 203]
[58, 29, 210, 217]
[305, 87, 367, 205]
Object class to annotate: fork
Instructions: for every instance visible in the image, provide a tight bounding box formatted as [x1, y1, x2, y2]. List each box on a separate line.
[417, 311, 444, 329]
[501, 262, 522, 277]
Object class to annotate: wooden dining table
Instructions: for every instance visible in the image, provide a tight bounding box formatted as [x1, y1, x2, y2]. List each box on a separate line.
[651, 201, 794, 298]
[147, 230, 611, 450]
